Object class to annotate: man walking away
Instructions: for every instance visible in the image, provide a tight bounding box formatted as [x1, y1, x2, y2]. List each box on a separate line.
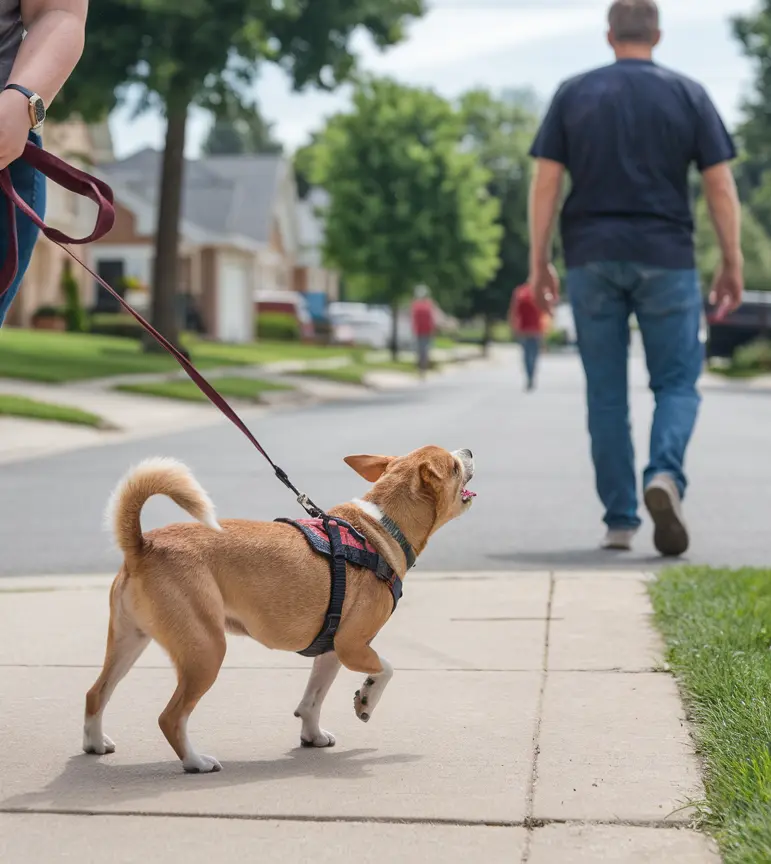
[527, 0, 743, 556]
[509, 282, 545, 391]
[411, 285, 436, 377]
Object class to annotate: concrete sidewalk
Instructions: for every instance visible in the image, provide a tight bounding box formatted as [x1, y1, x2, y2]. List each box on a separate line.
[0, 570, 720, 863]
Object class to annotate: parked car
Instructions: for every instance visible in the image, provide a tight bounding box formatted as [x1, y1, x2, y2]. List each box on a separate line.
[328, 302, 415, 351]
[704, 290, 771, 359]
[551, 302, 577, 345]
[254, 290, 315, 341]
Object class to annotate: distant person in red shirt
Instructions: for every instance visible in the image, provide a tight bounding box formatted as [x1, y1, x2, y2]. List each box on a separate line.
[411, 285, 436, 376]
[510, 283, 546, 391]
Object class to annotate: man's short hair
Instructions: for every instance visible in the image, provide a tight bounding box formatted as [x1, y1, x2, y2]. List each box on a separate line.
[608, 0, 659, 44]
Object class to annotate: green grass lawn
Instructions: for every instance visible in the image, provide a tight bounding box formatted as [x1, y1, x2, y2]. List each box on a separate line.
[117, 376, 291, 403]
[650, 566, 771, 863]
[0, 329, 357, 383]
[0, 393, 105, 427]
[296, 359, 419, 386]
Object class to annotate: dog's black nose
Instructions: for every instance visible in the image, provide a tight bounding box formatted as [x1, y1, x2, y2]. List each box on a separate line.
[461, 448, 473, 459]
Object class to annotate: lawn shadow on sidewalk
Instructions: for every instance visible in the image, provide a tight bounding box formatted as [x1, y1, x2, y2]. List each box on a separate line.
[2, 747, 422, 814]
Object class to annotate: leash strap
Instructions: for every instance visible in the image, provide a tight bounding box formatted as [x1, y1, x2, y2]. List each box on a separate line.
[0, 142, 325, 518]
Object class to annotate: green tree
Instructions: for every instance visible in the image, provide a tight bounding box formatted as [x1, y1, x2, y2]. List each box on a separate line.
[308, 77, 502, 357]
[203, 92, 282, 156]
[51, 0, 425, 347]
[695, 197, 771, 293]
[453, 89, 539, 347]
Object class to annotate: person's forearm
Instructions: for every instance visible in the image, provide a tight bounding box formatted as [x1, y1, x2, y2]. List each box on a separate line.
[10, 5, 86, 106]
[702, 163, 742, 267]
[528, 159, 564, 270]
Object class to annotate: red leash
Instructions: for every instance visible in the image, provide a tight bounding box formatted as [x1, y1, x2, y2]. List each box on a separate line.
[0, 142, 325, 517]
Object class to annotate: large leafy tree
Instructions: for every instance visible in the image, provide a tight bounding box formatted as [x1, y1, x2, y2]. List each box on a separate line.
[452, 89, 539, 344]
[307, 77, 502, 356]
[203, 93, 282, 156]
[51, 0, 425, 346]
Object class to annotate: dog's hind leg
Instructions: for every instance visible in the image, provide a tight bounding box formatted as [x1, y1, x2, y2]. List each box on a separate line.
[335, 642, 393, 724]
[83, 578, 150, 756]
[294, 651, 341, 748]
[157, 628, 226, 774]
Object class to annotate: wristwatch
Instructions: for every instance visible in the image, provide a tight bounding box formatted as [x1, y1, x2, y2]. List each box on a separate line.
[3, 84, 46, 130]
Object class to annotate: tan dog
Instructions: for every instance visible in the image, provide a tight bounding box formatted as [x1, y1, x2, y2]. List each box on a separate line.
[83, 445, 475, 773]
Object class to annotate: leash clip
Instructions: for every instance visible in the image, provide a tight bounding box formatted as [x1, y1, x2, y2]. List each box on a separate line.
[297, 493, 325, 519]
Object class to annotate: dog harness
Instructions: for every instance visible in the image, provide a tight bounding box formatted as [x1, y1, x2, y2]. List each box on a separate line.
[275, 516, 404, 658]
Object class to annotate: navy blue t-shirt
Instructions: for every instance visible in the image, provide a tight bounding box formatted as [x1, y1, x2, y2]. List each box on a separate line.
[529, 59, 736, 269]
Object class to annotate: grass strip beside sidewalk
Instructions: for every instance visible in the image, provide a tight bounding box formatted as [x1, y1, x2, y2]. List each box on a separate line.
[0, 330, 357, 383]
[649, 566, 771, 864]
[0, 394, 105, 427]
[117, 376, 291, 403]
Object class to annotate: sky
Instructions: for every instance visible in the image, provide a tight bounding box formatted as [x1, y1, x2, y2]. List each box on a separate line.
[108, 0, 761, 160]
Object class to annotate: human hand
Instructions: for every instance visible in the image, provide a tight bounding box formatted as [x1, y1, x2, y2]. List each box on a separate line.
[0, 89, 31, 170]
[709, 260, 743, 321]
[529, 262, 560, 312]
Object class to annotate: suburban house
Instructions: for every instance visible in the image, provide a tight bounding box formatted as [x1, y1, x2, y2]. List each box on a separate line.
[92, 149, 338, 343]
[5, 119, 113, 327]
[295, 187, 339, 321]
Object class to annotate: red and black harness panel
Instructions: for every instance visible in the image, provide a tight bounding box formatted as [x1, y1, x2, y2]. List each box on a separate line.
[275, 517, 403, 658]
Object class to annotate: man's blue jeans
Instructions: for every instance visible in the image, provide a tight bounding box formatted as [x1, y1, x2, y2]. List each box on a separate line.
[0, 131, 46, 326]
[567, 262, 703, 531]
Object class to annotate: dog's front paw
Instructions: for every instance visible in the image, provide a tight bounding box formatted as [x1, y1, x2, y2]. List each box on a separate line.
[82, 731, 116, 756]
[301, 729, 336, 748]
[183, 753, 222, 774]
[353, 678, 376, 723]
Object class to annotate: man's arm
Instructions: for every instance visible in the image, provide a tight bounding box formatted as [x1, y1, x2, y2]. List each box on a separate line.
[702, 163, 742, 268]
[0, 0, 87, 168]
[529, 159, 564, 274]
[14, 0, 88, 106]
[702, 162, 743, 315]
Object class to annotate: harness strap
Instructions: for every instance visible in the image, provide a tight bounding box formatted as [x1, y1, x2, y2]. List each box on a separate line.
[296, 518, 347, 658]
[0, 143, 324, 520]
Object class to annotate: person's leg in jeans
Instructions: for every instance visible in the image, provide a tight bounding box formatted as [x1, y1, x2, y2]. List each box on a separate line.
[568, 262, 640, 545]
[416, 335, 430, 376]
[522, 335, 540, 390]
[0, 132, 47, 326]
[633, 266, 703, 555]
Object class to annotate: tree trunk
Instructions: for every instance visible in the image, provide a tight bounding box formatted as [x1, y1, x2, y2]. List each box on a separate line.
[147, 95, 189, 351]
[390, 299, 399, 362]
[482, 313, 493, 357]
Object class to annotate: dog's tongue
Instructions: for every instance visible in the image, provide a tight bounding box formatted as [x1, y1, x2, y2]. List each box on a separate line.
[461, 489, 477, 502]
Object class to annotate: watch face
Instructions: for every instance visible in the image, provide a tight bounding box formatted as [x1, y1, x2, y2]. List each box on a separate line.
[32, 97, 45, 126]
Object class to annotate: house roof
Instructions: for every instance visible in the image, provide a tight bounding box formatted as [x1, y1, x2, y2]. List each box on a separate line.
[98, 148, 287, 247]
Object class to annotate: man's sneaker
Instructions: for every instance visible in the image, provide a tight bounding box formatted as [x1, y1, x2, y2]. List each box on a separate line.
[644, 474, 689, 557]
[601, 528, 636, 551]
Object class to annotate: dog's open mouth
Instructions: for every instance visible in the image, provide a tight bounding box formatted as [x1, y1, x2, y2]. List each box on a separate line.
[461, 489, 476, 502]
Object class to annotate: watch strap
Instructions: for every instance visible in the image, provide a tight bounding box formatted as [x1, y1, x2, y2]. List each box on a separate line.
[4, 83, 34, 100]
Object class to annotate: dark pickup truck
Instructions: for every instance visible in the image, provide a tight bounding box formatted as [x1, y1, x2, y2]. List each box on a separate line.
[704, 290, 771, 359]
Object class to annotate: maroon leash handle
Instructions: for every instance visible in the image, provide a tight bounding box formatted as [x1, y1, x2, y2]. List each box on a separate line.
[0, 143, 325, 514]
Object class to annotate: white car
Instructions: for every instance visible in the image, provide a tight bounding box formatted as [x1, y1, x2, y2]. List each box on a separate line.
[329, 303, 415, 351]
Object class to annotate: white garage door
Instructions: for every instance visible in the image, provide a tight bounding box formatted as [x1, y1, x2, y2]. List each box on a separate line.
[217, 255, 252, 343]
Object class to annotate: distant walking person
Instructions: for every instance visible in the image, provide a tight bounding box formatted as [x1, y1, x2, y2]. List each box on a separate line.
[509, 282, 545, 391]
[528, 0, 743, 556]
[411, 285, 436, 377]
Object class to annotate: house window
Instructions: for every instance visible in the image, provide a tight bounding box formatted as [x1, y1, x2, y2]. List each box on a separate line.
[94, 259, 125, 312]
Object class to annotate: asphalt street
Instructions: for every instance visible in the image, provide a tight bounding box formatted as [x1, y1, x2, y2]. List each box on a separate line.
[1, 345, 769, 576]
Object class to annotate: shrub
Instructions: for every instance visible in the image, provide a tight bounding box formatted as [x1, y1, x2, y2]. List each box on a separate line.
[89, 312, 144, 340]
[731, 339, 771, 374]
[255, 312, 300, 341]
[32, 304, 64, 318]
[61, 262, 88, 333]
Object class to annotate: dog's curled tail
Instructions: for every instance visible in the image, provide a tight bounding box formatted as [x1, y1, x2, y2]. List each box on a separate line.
[106, 457, 222, 557]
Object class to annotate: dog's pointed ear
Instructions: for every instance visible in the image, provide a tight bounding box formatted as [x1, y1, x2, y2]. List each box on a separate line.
[344, 454, 394, 482]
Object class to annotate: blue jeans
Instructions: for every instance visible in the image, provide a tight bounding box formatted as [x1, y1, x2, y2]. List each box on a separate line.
[521, 335, 541, 388]
[568, 262, 703, 530]
[0, 132, 46, 326]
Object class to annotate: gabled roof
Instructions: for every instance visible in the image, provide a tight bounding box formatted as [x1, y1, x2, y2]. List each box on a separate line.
[98, 149, 290, 248]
